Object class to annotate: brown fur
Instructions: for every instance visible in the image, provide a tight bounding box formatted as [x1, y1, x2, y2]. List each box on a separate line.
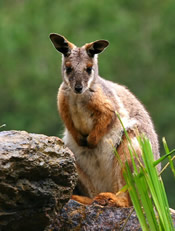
[86, 87, 116, 148]
[58, 90, 84, 146]
[71, 195, 93, 205]
[93, 192, 131, 207]
[65, 61, 72, 67]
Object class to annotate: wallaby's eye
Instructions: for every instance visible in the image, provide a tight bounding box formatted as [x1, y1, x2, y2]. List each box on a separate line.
[65, 66, 72, 74]
[86, 67, 92, 75]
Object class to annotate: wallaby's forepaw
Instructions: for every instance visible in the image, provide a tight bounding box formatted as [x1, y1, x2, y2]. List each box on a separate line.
[78, 137, 88, 147]
[87, 135, 98, 149]
[93, 192, 131, 207]
[76, 134, 88, 147]
[77, 134, 98, 148]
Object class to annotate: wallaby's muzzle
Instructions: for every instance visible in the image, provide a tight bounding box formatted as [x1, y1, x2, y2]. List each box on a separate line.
[74, 84, 83, 94]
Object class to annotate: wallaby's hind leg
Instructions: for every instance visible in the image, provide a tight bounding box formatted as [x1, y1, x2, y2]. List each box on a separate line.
[71, 130, 141, 207]
[111, 130, 142, 207]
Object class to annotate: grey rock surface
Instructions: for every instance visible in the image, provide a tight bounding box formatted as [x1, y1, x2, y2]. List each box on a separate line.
[0, 130, 77, 231]
[50, 199, 175, 231]
[51, 199, 141, 231]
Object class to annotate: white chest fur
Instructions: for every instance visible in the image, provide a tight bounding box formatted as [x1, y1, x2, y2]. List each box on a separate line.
[63, 122, 127, 196]
[68, 94, 94, 135]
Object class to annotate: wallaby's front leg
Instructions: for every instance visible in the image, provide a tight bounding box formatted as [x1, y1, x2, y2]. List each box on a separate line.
[87, 112, 115, 148]
[87, 88, 116, 148]
[58, 90, 87, 146]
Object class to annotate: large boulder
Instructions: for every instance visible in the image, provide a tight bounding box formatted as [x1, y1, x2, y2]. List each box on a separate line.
[0, 130, 77, 231]
[1, 130, 175, 231]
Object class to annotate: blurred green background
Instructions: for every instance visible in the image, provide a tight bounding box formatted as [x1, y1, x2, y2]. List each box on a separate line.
[0, 0, 175, 208]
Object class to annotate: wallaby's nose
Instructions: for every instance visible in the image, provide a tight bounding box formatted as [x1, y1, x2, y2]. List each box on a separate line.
[74, 85, 83, 94]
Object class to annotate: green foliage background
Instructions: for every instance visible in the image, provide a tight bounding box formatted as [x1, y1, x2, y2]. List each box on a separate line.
[0, 0, 175, 207]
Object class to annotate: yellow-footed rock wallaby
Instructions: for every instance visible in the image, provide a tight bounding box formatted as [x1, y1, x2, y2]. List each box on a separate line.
[50, 33, 159, 207]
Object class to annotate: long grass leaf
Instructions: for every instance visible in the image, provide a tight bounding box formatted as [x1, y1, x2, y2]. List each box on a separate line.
[163, 137, 175, 177]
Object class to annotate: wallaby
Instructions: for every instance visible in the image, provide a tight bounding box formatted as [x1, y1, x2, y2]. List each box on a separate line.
[50, 33, 159, 207]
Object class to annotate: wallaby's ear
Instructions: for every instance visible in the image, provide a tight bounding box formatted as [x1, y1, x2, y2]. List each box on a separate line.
[49, 33, 75, 56]
[85, 40, 109, 57]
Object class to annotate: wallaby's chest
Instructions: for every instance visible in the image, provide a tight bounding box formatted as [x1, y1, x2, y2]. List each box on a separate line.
[69, 96, 94, 135]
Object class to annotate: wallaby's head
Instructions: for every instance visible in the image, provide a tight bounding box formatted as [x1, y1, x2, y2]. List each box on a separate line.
[50, 33, 109, 94]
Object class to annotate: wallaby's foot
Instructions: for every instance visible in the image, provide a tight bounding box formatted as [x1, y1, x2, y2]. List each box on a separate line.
[93, 192, 131, 207]
[71, 195, 93, 205]
[71, 192, 131, 207]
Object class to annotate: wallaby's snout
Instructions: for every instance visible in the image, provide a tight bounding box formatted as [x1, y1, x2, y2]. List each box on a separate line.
[50, 33, 109, 95]
[74, 84, 83, 94]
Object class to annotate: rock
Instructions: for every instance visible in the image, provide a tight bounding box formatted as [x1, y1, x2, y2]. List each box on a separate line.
[50, 199, 140, 231]
[49, 200, 175, 231]
[0, 130, 77, 231]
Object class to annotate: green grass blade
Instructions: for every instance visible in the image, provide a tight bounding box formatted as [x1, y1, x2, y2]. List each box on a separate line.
[139, 136, 174, 230]
[134, 171, 159, 230]
[162, 137, 175, 177]
[153, 149, 175, 167]
[123, 162, 150, 231]
[159, 156, 175, 175]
